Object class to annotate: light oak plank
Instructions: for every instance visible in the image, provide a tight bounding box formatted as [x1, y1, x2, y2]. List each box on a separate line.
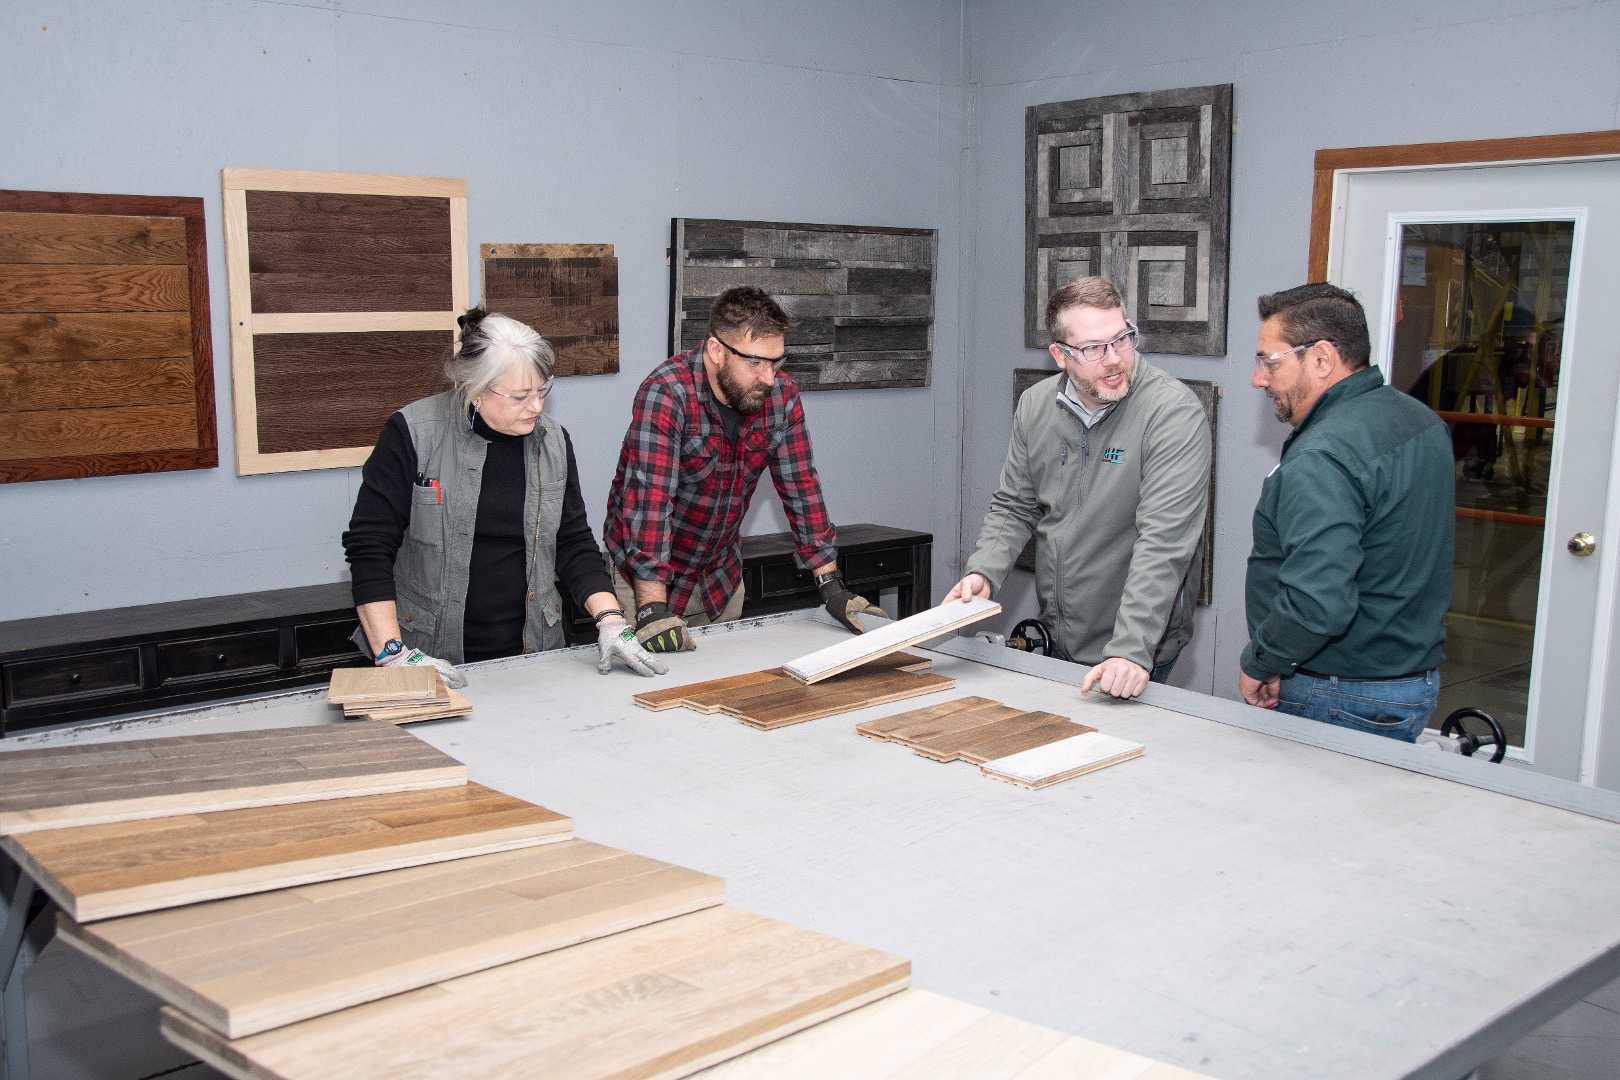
[0, 403, 198, 459]
[0, 211, 186, 264]
[326, 666, 441, 706]
[0, 311, 191, 361]
[0, 263, 189, 312]
[222, 168, 466, 198]
[0, 357, 194, 412]
[980, 732, 1146, 789]
[782, 598, 999, 683]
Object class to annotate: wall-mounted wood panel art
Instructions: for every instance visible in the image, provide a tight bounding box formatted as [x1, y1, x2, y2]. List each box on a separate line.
[479, 243, 618, 377]
[222, 169, 468, 474]
[0, 190, 216, 483]
[1025, 84, 1232, 355]
[670, 218, 937, 390]
[1011, 368, 1217, 605]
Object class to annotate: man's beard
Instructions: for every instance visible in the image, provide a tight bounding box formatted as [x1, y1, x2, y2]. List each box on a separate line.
[1073, 363, 1132, 404]
[1270, 384, 1305, 423]
[718, 366, 769, 413]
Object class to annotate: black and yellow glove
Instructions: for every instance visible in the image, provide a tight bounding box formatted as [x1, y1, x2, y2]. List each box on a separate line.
[634, 602, 696, 653]
[817, 572, 888, 634]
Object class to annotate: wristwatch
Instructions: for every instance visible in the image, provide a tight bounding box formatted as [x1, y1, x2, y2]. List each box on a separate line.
[814, 568, 840, 589]
[375, 638, 404, 662]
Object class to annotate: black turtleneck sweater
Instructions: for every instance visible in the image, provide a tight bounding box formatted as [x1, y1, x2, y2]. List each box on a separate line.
[342, 409, 613, 662]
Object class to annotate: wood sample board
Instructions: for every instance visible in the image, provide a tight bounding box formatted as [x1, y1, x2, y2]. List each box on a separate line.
[2, 782, 568, 921]
[980, 731, 1146, 789]
[697, 987, 1212, 1079]
[347, 687, 473, 724]
[480, 243, 618, 376]
[66, 839, 725, 1038]
[158, 904, 908, 1076]
[671, 218, 938, 390]
[0, 189, 217, 483]
[326, 665, 442, 706]
[782, 598, 999, 684]
[0, 720, 466, 835]
[220, 168, 469, 474]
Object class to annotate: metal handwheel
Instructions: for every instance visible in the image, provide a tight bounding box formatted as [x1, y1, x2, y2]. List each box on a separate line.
[1007, 618, 1055, 657]
[1439, 707, 1508, 764]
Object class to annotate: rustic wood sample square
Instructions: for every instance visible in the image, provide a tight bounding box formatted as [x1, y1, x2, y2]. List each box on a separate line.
[0, 190, 217, 483]
[1010, 368, 1217, 604]
[222, 169, 468, 474]
[1026, 85, 1231, 354]
[671, 218, 937, 390]
[480, 243, 618, 376]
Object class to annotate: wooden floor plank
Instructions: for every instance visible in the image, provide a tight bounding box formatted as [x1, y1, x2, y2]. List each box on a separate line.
[880, 701, 1027, 747]
[908, 712, 1080, 764]
[0, 783, 570, 921]
[782, 598, 999, 683]
[158, 904, 908, 1078]
[0, 721, 465, 835]
[854, 697, 998, 741]
[730, 671, 956, 730]
[954, 713, 1090, 765]
[635, 653, 933, 714]
[65, 839, 726, 1038]
[979, 732, 1146, 789]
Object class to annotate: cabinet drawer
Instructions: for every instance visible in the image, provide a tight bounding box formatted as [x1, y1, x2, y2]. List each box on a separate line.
[295, 617, 361, 664]
[759, 561, 815, 598]
[844, 547, 911, 584]
[156, 630, 281, 683]
[5, 648, 142, 706]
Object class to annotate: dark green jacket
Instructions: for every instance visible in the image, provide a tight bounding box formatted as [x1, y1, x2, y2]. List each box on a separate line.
[1242, 368, 1453, 680]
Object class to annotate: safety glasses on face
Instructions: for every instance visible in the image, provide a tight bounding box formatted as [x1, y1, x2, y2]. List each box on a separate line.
[1253, 339, 1335, 372]
[484, 376, 556, 404]
[711, 332, 789, 374]
[1052, 322, 1139, 365]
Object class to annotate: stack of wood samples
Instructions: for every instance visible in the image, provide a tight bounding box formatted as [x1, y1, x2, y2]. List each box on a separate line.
[159, 905, 909, 1079]
[634, 652, 953, 730]
[0, 720, 465, 834]
[327, 666, 472, 724]
[781, 597, 1000, 684]
[0, 189, 217, 483]
[858, 696, 1143, 788]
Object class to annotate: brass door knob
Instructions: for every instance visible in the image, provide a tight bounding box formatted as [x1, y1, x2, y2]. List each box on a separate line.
[1568, 532, 1597, 557]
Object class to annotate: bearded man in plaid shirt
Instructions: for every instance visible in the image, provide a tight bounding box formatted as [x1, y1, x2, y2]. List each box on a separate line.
[604, 286, 885, 653]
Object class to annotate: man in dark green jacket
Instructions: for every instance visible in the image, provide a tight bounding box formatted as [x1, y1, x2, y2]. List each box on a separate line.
[1240, 283, 1454, 741]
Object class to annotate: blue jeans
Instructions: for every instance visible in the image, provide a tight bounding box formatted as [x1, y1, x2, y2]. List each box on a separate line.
[1275, 669, 1439, 742]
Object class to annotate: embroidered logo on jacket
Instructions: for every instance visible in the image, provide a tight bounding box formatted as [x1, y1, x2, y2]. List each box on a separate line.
[1101, 447, 1126, 464]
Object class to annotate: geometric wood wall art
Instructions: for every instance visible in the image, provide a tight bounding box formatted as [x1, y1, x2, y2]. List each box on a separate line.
[0, 189, 217, 483]
[479, 244, 618, 377]
[1010, 367, 1217, 605]
[221, 169, 468, 474]
[670, 218, 937, 390]
[1025, 84, 1232, 355]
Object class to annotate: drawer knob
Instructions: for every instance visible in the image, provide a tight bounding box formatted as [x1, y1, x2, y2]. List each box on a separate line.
[215, 652, 228, 665]
[70, 672, 82, 684]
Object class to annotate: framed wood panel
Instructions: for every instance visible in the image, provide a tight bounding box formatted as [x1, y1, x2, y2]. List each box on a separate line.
[1026, 84, 1232, 355]
[1011, 368, 1216, 604]
[670, 218, 937, 390]
[480, 243, 618, 376]
[0, 190, 217, 483]
[221, 169, 468, 474]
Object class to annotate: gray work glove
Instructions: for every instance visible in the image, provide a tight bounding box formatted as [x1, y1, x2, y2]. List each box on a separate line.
[818, 573, 889, 634]
[379, 645, 467, 689]
[597, 618, 668, 677]
[635, 602, 696, 652]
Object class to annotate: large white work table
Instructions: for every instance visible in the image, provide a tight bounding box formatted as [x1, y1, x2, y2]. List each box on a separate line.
[6, 609, 1620, 1080]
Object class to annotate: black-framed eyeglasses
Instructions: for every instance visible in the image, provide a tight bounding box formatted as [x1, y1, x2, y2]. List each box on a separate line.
[711, 333, 789, 374]
[1052, 321, 1139, 365]
[485, 376, 556, 404]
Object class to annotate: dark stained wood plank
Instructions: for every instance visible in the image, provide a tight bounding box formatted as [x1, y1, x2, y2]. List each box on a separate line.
[832, 320, 929, 351]
[249, 269, 451, 315]
[487, 296, 617, 339]
[0, 312, 192, 361]
[251, 330, 450, 455]
[0, 447, 217, 484]
[0, 212, 186, 265]
[243, 191, 450, 247]
[0, 264, 189, 312]
[0, 403, 198, 460]
[482, 248, 619, 378]
[956, 713, 1090, 765]
[482, 257, 617, 300]
[0, 358, 194, 412]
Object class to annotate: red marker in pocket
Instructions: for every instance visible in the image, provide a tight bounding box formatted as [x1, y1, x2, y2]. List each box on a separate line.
[430, 479, 441, 504]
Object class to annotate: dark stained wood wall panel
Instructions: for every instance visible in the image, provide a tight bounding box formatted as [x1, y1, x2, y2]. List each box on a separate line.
[252, 331, 451, 455]
[479, 243, 618, 377]
[0, 191, 217, 483]
[670, 218, 937, 391]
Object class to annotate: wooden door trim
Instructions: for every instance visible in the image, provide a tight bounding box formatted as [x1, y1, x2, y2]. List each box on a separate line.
[1308, 129, 1620, 280]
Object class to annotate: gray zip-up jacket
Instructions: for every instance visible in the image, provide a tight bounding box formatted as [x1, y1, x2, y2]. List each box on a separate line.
[965, 361, 1212, 669]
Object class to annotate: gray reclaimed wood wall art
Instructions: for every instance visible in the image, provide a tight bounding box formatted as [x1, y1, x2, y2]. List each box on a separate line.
[670, 218, 937, 390]
[1010, 367, 1217, 606]
[1026, 84, 1232, 356]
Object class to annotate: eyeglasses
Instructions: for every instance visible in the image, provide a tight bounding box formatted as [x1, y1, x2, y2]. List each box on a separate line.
[1052, 322, 1139, 365]
[1254, 340, 1335, 371]
[711, 333, 789, 374]
[485, 377, 555, 404]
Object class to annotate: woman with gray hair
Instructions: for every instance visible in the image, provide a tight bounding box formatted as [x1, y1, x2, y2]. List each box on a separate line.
[342, 308, 664, 685]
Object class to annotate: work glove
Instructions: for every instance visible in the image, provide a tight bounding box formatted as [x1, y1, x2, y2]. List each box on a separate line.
[597, 618, 668, 677]
[635, 602, 696, 653]
[818, 573, 889, 634]
[379, 645, 467, 689]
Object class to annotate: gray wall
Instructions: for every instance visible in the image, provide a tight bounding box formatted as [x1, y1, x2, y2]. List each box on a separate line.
[0, 0, 969, 619]
[961, 0, 1620, 698]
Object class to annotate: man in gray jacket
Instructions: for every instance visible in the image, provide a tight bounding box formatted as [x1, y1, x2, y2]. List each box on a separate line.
[947, 277, 1212, 698]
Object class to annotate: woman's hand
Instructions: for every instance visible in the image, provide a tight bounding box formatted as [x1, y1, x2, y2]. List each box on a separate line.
[597, 618, 668, 677]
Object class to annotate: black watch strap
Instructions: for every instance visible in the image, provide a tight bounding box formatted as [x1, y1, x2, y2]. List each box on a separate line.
[375, 638, 404, 662]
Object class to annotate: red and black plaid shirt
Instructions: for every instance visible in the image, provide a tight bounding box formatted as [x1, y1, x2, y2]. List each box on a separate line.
[604, 348, 837, 617]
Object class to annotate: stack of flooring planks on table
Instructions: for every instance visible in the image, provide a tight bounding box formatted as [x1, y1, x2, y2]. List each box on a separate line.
[781, 596, 1000, 684]
[634, 652, 953, 730]
[2, 720, 915, 1078]
[858, 696, 1144, 788]
[327, 665, 473, 724]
